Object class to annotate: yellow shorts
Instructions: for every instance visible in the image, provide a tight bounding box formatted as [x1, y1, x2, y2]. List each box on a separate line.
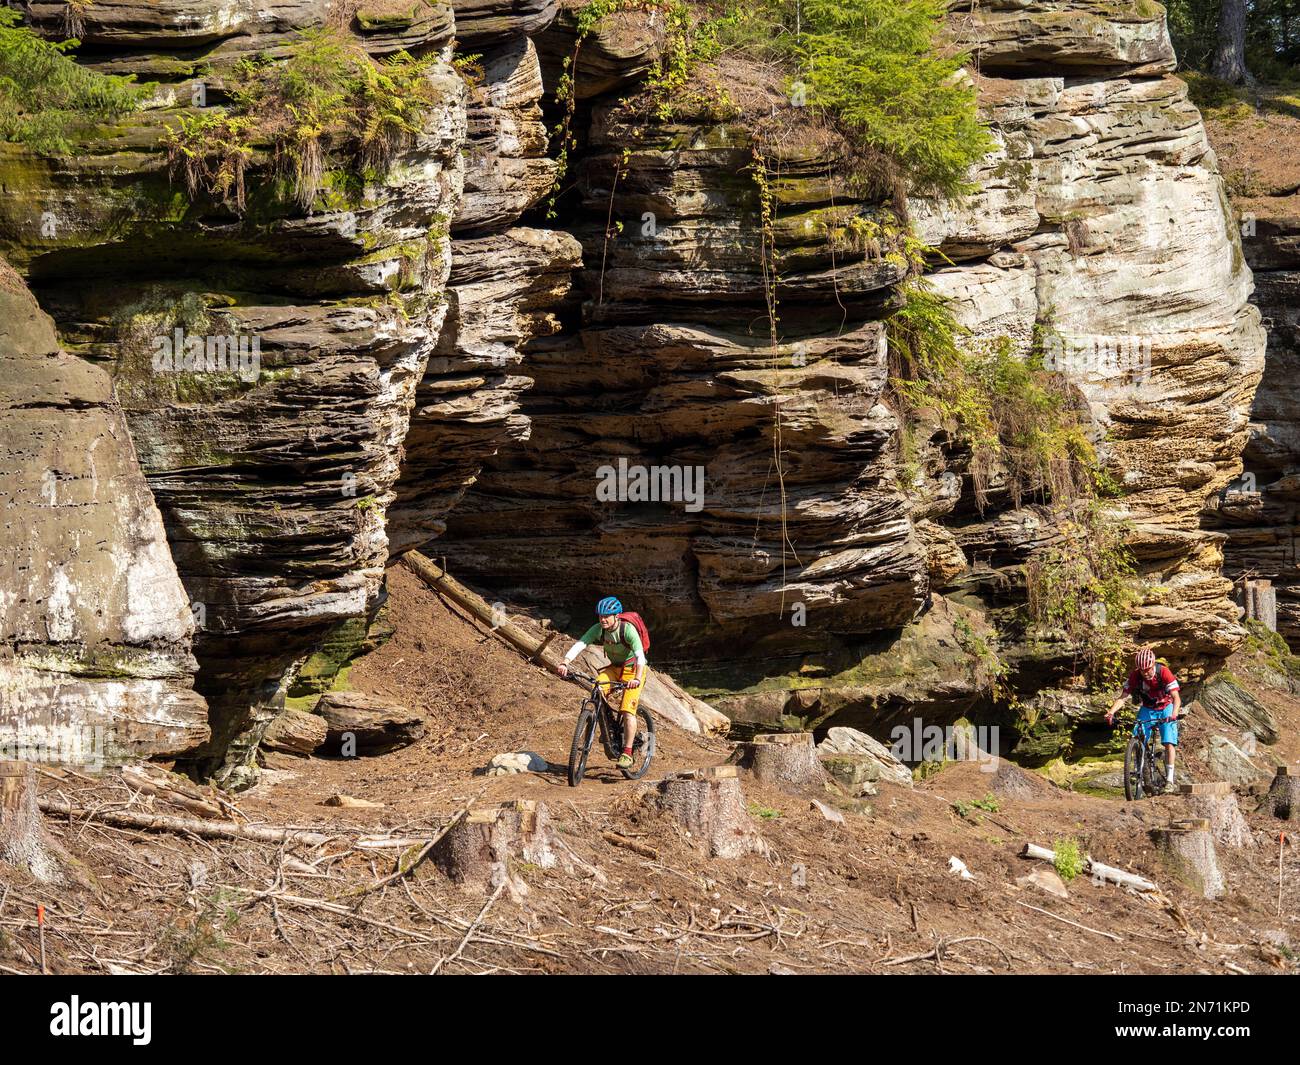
[598, 662, 645, 717]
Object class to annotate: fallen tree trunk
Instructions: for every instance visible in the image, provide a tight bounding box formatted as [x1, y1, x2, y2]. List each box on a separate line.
[37, 798, 425, 849]
[1021, 843, 1159, 893]
[402, 551, 728, 735]
[120, 763, 228, 820]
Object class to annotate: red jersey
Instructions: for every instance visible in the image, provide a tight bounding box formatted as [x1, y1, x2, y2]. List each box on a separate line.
[1122, 664, 1179, 710]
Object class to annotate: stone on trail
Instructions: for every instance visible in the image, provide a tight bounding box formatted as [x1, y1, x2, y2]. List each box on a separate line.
[1204, 734, 1269, 787]
[485, 751, 550, 776]
[1016, 867, 1069, 900]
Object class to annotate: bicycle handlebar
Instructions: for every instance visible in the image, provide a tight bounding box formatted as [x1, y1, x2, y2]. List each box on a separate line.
[564, 668, 628, 692]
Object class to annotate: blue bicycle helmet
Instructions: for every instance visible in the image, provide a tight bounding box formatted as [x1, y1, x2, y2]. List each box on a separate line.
[596, 596, 623, 617]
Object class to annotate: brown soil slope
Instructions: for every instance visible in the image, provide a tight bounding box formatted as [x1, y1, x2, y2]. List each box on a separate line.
[1, 567, 1296, 975]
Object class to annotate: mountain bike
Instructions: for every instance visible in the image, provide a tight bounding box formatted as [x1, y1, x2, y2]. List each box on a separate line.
[1124, 711, 1178, 800]
[565, 668, 656, 787]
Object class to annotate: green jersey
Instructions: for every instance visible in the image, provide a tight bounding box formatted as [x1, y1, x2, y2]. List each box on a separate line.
[579, 620, 644, 666]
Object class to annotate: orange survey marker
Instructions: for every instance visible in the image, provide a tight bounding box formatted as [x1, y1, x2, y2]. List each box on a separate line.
[37, 903, 46, 974]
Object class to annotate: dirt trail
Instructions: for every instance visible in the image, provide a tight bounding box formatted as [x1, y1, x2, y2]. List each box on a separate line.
[2, 566, 1297, 975]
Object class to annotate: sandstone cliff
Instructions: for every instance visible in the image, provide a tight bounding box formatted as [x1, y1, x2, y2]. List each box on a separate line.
[0, 0, 1268, 778]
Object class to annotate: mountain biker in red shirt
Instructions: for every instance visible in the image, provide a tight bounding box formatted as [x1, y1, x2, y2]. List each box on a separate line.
[1105, 648, 1184, 793]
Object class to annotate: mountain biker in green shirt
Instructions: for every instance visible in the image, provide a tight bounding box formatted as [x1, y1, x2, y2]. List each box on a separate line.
[557, 596, 646, 769]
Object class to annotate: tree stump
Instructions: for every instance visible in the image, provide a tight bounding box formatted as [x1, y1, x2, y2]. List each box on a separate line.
[730, 733, 827, 794]
[1151, 819, 1225, 898]
[1184, 792, 1254, 848]
[0, 761, 62, 883]
[1265, 767, 1300, 821]
[642, 769, 764, 859]
[429, 800, 557, 900]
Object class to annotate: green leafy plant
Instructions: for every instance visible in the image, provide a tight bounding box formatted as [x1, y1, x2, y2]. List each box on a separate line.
[747, 802, 782, 819]
[784, 0, 994, 200]
[0, 8, 139, 155]
[1052, 838, 1086, 882]
[162, 26, 442, 213]
[952, 794, 1000, 819]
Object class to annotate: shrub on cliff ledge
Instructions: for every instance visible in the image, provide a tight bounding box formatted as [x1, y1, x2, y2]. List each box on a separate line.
[787, 0, 993, 199]
[163, 27, 441, 213]
[0, 9, 138, 155]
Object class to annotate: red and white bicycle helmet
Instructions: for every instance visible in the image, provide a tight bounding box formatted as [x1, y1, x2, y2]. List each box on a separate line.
[1133, 648, 1156, 672]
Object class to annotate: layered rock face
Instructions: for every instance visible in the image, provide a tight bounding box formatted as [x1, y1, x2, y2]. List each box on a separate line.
[435, 0, 1264, 738]
[0, 0, 1266, 774]
[0, 3, 468, 782]
[0, 261, 207, 765]
[1210, 119, 1300, 645]
[388, 28, 581, 553]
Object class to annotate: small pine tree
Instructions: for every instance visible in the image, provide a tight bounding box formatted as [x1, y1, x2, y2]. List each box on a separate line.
[0, 9, 139, 155]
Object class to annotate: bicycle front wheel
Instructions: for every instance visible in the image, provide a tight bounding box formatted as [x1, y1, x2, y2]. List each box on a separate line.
[1124, 734, 1144, 801]
[568, 707, 597, 787]
[1144, 734, 1166, 795]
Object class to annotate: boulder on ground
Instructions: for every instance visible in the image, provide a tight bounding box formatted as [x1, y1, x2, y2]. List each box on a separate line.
[262, 709, 329, 757]
[817, 727, 912, 788]
[1204, 734, 1268, 787]
[315, 691, 425, 755]
[1195, 676, 1279, 745]
[818, 753, 881, 797]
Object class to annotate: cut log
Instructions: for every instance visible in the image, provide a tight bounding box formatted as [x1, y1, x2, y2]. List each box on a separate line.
[1265, 768, 1300, 821]
[262, 709, 330, 757]
[1185, 793, 1254, 848]
[1151, 820, 1225, 899]
[37, 796, 330, 845]
[429, 800, 558, 900]
[315, 691, 425, 755]
[1, 761, 62, 882]
[641, 775, 764, 859]
[1179, 781, 1231, 796]
[730, 733, 827, 794]
[119, 764, 227, 820]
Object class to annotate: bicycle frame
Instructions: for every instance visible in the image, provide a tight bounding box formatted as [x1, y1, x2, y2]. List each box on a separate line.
[568, 669, 627, 747]
[1130, 711, 1176, 742]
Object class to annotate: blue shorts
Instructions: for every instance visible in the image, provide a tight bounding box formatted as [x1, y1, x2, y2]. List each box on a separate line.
[1135, 706, 1178, 746]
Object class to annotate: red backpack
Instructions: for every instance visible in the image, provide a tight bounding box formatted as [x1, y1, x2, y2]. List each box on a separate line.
[618, 612, 651, 655]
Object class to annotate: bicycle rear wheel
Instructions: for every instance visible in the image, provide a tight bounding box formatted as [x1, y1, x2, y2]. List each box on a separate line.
[619, 708, 656, 780]
[567, 706, 597, 787]
[1124, 734, 1144, 800]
